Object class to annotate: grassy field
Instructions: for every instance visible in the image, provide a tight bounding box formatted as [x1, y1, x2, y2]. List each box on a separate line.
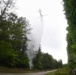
[0, 66, 43, 73]
[45, 67, 70, 75]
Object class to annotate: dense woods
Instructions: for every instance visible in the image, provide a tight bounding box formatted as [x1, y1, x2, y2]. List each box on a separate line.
[63, 0, 76, 70]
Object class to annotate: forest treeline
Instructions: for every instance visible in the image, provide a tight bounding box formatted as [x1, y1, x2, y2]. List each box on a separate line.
[63, 0, 76, 70]
[0, 0, 63, 70]
[33, 47, 63, 70]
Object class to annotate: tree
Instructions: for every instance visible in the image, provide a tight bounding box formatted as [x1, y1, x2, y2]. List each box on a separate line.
[16, 52, 29, 68]
[7, 13, 29, 52]
[63, 0, 76, 69]
[0, 0, 14, 19]
[33, 47, 62, 70]
[42, 53, 54, 70]
[57, 59, 63, 68]
[33, 47, 43, 69]
[0, 0, 30, 68]
[0, 40, 16, 67]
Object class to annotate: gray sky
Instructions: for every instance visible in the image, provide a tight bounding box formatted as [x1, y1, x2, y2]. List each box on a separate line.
[15, 0, 68, 64]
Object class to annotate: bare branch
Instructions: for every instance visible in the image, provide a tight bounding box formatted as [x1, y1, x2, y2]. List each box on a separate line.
[0, 0, 15, 18]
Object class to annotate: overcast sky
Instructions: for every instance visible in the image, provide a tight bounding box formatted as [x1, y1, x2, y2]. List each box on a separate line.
[15, 0, 68, 64]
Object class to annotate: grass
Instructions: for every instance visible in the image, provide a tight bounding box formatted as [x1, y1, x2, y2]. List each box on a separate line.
[0, 66, 43, 73]
[45, 70, 56, 75]
[0, 66, 71, 74]
[45, 67, 70, 75]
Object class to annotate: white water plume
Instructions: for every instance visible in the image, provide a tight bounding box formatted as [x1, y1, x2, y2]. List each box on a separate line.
[26, 10, 44, 69]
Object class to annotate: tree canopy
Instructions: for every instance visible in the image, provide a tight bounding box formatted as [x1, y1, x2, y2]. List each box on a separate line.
[33, 46, 63, 70]
[0, 0, 30, 68]
[63, 0, 76, 69]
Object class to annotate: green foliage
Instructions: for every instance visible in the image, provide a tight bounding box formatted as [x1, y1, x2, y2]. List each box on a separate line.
[42, 53, 54, 69]
[63, 0, 76, 69]
[0, 40, 16, 67]
[33, 46, 63, 70]
[0, 0, 30, 68]
[45, 70, 56, 75]
[16, 52, 29, 68]
[33, 47, 43, 69]
[57, 60, 63, 68]
[45, 67, 70, 75]
[55, 67, 70, 75]
[52, 59, 59, 69]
